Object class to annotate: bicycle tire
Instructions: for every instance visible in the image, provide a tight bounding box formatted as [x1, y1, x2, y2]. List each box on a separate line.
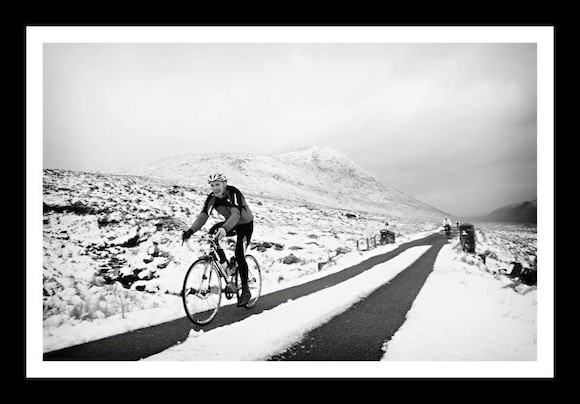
[235, 254, 262, 309]
[182, 257, 222, 325]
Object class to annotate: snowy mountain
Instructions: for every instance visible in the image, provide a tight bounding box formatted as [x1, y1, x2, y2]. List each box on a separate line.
[112, 146, 448, 221]
[476, 198, 537, 224]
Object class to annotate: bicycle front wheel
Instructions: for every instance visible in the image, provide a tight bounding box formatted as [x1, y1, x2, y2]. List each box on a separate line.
[182, 258, 222, 325]
[236, 254, 262, 309]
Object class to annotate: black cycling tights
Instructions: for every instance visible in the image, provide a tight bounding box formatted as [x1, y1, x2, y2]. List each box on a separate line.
[210, 221, 254, 288]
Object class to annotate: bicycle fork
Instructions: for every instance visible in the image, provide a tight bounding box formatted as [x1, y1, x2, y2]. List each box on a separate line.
[186, 260, 217, 297]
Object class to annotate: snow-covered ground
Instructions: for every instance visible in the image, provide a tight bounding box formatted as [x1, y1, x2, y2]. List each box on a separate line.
[40, 168, 438, 352]
[41, 226, 432, 354]
[138, 236, 538, 369]
[30, 169, 551, 378]
[140, 226, 538, 362]
[382, 240, 537, 361]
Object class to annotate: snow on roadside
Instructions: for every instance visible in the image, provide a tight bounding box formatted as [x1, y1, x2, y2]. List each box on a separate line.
[42, 239, 407, 353]
[381, 239, 537, 361]
[144, 246, 432, 361]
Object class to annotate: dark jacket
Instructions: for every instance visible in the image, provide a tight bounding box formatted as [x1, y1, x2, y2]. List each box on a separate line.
[189, 185, 254, 233]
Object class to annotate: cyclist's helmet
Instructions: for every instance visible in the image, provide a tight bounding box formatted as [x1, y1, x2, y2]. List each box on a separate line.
[208, 172, 227, 183]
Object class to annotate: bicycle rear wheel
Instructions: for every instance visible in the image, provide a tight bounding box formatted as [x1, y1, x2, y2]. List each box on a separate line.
[236, 254, 262, 309]
[182, 258, 222, 325]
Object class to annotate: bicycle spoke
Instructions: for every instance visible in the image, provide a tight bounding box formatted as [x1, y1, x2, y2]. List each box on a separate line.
[240, 255, 262, 309]
[182, 259, 222, 324]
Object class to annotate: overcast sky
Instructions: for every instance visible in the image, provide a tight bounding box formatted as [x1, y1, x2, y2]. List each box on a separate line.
[43, 41, 538, 217]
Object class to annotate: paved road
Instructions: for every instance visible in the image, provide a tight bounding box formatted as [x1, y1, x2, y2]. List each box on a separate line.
[269, 236, 448, 360]
[43, 230, 453, 361]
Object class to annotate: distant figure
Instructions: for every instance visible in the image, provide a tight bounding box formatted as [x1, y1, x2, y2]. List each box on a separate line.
[456, 220, 460, 228]
[443, 217, 452, 238]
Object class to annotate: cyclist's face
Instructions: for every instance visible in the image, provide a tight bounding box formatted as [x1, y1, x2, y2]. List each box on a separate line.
[210, 181, 226, 197]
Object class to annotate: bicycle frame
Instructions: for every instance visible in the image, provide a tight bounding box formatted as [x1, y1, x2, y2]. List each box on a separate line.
[182, 233, 262, 324]
[186, 235, 238, 291]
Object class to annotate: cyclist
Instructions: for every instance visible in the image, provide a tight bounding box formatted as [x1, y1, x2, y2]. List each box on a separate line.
[443, 217, 452, 236]
[182, 173, 255, 307]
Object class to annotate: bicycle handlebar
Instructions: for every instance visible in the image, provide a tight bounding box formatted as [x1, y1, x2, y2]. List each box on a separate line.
[182, 233, 222, 252]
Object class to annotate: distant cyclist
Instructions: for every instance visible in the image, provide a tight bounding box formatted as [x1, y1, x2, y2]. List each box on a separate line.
[443, 217, 452, 237]
[182, 173, 255, 307]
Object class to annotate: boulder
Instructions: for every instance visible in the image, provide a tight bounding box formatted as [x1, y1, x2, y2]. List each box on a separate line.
[157, 259, 171, 269]
[251, 241, 284, 251]
[335, 246, 351, 255]
[282, 254, 300, 264]
[120, 233, 140, 248]
[147, 244, 160, 257]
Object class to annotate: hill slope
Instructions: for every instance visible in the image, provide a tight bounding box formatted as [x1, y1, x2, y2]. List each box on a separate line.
[112, 146, 448, 221]
[477, 199, 537, 224]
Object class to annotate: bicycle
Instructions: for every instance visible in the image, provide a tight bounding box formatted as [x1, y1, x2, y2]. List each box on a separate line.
[181, 234, 262, 325]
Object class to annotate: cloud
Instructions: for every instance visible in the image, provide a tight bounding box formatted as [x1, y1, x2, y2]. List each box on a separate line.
[43, 42, 537, 216]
